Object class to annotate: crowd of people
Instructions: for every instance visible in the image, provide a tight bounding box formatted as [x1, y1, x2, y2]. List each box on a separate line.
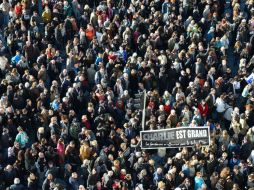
[0, 0, 254, 189]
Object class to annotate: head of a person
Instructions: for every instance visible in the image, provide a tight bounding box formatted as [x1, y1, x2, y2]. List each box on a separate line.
[196, 171, 202, 178]
[47, 173, 53, 181]
[14, 178, 20, 185]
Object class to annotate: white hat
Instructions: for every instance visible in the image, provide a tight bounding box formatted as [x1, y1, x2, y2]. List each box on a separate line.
[25, 82, 30, 88]
[14, 178, 20, 184]
[123, 73, 128, 78]
[132, 52, 138, 57]
[175, 153, 182, 159]
[108, 170, 114, 176]
[135, 152, 142, 158]
[84, 4, 90, 10]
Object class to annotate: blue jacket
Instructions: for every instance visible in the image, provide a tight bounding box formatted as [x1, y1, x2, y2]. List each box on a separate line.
[161, 2, 169, 14]
[153, 172, 163, 185]
[228, 158, 240, 170]
[194, 176, 205, 190]
[68, 177, 79, 190]
[11, 55, 22, 65]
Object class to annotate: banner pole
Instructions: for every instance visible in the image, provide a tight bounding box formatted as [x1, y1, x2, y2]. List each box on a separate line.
[142, 90, 146, 131]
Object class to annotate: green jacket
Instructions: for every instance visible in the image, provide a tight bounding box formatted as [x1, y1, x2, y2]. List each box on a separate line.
[15, 131, 29, 148]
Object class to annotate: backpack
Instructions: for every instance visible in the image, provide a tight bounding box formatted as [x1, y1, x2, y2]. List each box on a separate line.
[69, 121, 81, 140]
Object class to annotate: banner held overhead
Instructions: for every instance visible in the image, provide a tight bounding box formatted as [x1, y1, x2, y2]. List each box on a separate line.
[140, 127, 210, 149]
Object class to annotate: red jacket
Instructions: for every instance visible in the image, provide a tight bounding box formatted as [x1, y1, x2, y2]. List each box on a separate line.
[82, 120, 91, 130]
[164, 104, 171, 114]
[198, 103, 209, 117]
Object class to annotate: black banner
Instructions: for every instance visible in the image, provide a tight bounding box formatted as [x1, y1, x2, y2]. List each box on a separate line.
[140, 127, 210, 149]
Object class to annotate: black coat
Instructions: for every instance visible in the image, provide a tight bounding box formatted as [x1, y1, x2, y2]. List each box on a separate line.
[240, 142, 253, 160]
[206, 159, 218, 176]
[9, 184, 25, 190]
[232, 173, 244, 188]
[4, 170, 16, 187]
[28, 179, 38, 190]
[42, 179, 51, 190]
[87, 173, 98, 186]
[139, 176, 151, 189]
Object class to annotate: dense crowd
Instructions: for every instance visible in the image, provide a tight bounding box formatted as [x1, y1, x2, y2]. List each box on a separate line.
[0, 0, 254, 189]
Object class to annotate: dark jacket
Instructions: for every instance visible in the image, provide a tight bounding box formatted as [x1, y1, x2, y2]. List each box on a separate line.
[9, 184, 25, 190]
